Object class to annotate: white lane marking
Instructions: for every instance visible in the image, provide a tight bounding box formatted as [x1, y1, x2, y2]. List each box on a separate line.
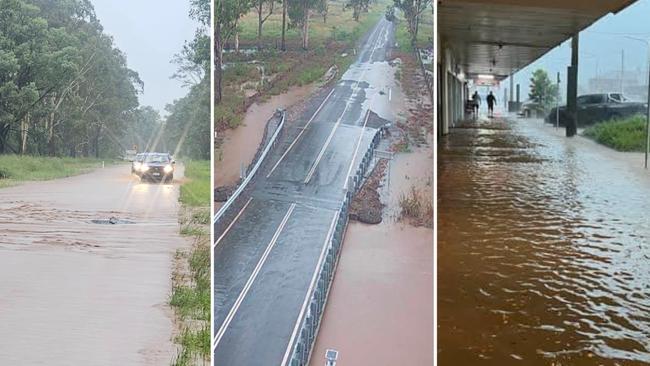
[267, 20, 387, 180]
[388, 87, 392, 101]
[342, 109, 371, 189]
[280, 211, 338, 366]
[266, 88, 336, 178]
[213, 197, 253, 248]
[303, 22, 388, 185]
[212, 203, 296, 351]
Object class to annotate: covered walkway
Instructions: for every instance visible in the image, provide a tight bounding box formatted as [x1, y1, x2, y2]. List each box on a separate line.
[437, 0, 637, 136]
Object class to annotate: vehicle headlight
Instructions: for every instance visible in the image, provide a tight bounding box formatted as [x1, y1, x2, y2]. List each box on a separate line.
[163, 164, 173, 173]
[140, 164, 149, 172]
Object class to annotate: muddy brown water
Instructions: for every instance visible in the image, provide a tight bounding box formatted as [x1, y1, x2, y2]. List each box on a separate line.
[215, 84, 315, 187]
[438, 117, 650, 365]
[0, 164, 189, 365]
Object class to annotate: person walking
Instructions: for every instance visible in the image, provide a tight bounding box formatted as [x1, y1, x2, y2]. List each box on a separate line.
[486, 91, 497, 117]
[471, 91, 481, 117]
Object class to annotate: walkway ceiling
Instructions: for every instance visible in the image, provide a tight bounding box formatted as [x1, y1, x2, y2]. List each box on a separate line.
[439, 0, 637, 81]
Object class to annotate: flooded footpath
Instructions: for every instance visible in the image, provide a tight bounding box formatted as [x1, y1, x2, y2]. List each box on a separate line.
[0, 165, 189, 365]
[438, 116, 650, 365]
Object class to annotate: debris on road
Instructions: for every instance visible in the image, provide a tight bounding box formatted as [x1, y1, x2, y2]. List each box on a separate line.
[349, 160, 387, 224]
[215, 185, 235, 202]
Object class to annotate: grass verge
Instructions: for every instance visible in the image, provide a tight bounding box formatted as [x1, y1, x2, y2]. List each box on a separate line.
[583, 115, 648, 152]
[179, 160, 211, 207]
[171, 160, 211, 366]
[0, 155, 111, 188]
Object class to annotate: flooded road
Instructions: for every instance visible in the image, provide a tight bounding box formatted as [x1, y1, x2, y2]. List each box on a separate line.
[0, 165, 189, 365]
[438, 116, 650, 365]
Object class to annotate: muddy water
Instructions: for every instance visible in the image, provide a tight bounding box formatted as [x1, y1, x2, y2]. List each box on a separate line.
[438, 117, 650, 365]
[0, 165, 189, 365]
[310, 140, 433, 365]
[308, 221, 433, 366]
[215, 84, 315, 187]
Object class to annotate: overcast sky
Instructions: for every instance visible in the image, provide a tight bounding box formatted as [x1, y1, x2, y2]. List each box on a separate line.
[497, 0, 650, 101]
[91, 0, 200, 114]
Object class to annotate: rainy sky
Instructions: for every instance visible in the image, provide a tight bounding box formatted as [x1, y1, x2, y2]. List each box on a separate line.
[91, 0, 200, 114]
[499, 0, 650, 102]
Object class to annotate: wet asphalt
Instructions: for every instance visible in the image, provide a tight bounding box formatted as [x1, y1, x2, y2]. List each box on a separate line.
[213, 17, 395, 365]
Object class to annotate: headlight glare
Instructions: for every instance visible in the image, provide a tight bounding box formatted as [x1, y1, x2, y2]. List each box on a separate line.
[164, 164, 173, 173]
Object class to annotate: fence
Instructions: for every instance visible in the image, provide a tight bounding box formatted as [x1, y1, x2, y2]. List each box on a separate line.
[285, 126, 387, 366]
[416, 48, 434, 100]
[214, 110, 286, 226]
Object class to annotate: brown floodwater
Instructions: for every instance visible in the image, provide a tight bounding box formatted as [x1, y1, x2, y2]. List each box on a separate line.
[0, 165, 189, 365]
[438, 117, 650, 365]
[310, 141, 433, 366]
[215, 84, 315, 187]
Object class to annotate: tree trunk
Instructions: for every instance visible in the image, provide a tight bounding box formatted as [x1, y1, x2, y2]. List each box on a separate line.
[215, 5, 223, 104]
[20, 113, 29, 155]
[93, 123, 102, 159]
[281, 0, 287, 51]
[257, 0, 263, 51]
[235, 24, 240, 53]
[48, 110, 56, 156]
[302, 1, 309, 50]
[0, 124, 10, 154]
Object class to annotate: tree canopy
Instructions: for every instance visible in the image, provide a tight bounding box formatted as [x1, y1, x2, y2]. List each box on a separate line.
[0, 0, 210, 160]
[529, 69, 559, 112]
[0, 0, 141, 157]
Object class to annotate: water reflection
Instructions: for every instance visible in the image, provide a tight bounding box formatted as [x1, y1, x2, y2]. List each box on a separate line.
[438, 118, 650, 365]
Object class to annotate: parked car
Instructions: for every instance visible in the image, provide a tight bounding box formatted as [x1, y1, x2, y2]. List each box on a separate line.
[518, 101, 543, 118]
[133, 153, 175, 182]
[545, 93, 646, 127]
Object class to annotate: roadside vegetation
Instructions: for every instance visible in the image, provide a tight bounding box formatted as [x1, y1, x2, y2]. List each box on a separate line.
[398, 185, 432, 227]
[0, 155, 112, 188]
[171, 160, 211, 366]
[584, 115, 648, 152]
[1, 0, 209, 162]
[215, 0, 392, 145]
[393, 2, 433, 53]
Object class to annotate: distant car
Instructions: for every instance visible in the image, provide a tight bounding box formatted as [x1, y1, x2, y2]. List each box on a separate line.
[133, 153, 175, 182]
[131, 153, 145, 175]
[546, 93, 646, 127]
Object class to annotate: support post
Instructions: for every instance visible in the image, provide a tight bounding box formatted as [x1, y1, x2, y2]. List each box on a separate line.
[509, 74, 514, 112]
[566, 34, 579, 137]
[516, 84, 520, 103]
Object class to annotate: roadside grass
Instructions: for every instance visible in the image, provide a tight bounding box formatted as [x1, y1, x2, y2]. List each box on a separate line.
[398, 185, 433, 228]
[171, 159, 210, 366]
[179, 160, 211, 207]
[583, 115, 648, 152]
[0, 155, 111, 188]
[216, 0, 386, 135]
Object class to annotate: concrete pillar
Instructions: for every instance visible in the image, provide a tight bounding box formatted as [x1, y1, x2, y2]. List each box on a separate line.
[516, 84, 520, 103]
[509, 74, 514, 102]
[504, 88, 508, 108]
[566, 34, 579, 137]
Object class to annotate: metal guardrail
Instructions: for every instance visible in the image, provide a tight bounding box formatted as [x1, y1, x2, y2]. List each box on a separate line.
[285, 126, 387, 366]
[214, 110, 286, 226]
